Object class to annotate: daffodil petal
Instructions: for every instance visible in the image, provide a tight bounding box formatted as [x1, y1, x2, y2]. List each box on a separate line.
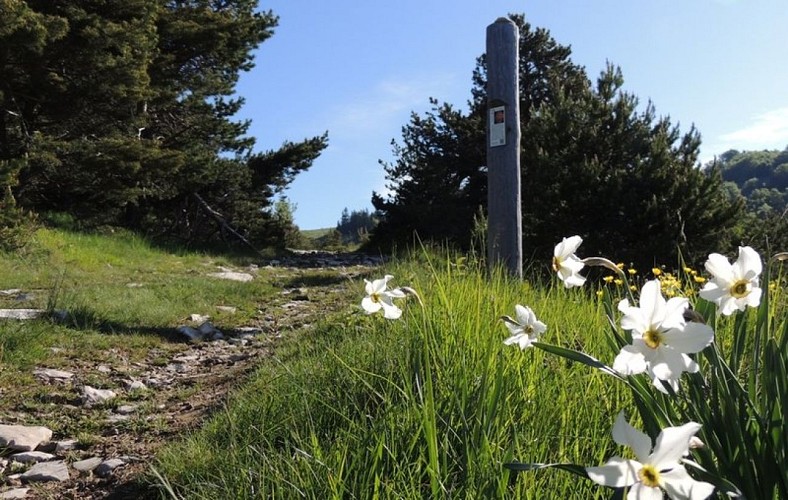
[612, 412, 652, 463]
[662, 323, 714, 353]
[661, 466, 716, 500]
[627, 482, 664, 500]
[585, 457, 640, 488]
[362, 296, 381, 312]
[648, 421, 702, 468]
[613, 345, 648, 375]
[704, 253, 735, 284]
[735, 246, 762, 281]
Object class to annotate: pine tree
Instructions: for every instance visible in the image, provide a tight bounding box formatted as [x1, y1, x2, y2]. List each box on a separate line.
[371, 14, 741, 267]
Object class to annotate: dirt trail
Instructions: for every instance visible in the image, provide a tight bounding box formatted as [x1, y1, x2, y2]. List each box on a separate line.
[6, 251, 380, 500]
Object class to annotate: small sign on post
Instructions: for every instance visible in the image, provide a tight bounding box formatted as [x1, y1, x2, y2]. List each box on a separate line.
[486, 17, 522, 278]
[489, 106, 506, 147]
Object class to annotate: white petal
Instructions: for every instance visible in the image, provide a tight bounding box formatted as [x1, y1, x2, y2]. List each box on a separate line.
[661, 466, 716, 500]
[639, 280, 666, 326]
[380, 301, 403, 319]
[649, 422, 702, 468]
[662, 323, 714, 354]
[505, 322, 524, 336]
[586, 457, 640, 487]
[364, 279, 375, 295]
[555, 235, 583, 258]
[744, 286, 762, 309]
[614, 345, 648, 376]
[662, 297, 689, 330]
[386, 287, 406, 299]
[612, 412, 653, 463]
[704, 253, 735, 284]
[514, 304, 532, 324]
[504, 333, 534, 350]
[698, 282, 726, 303]
[735, 246, 762, 280]
[531, 320, 547, 335]
[627, 482, 664, 500]
[561, 272, 586, 288]
[718, 295, 742, 316]
[621, 307, 649, 335]
[361, 297, 382, 314]
[650, 348, 687, 382]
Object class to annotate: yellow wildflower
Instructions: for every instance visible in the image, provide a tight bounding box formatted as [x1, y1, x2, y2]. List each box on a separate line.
[603, 276, 614, 283]
[652, 267, 662, 276]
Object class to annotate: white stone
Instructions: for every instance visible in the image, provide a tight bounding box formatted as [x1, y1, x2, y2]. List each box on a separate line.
[0, 425, 52, 452]
[72, 456, 102, 473]
[20, 461, 69, 482]
[0, 309, 46, 320]
[0, 488, 30, 499]
[10, 451, 54, 464]
[124, 380, 147, 391]
[81, 386, 117, 406]
[33, 368, 74, 380]
[216, 306, 237, 314]
[207, 271, 254, 282]
[189, 313, 209, 323]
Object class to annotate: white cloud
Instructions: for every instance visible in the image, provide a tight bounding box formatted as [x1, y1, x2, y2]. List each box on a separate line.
[703, 107, 788, 162]
[325, 72, 458, 139]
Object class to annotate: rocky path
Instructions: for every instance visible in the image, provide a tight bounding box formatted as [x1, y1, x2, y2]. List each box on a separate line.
[0, 251, 381, 499]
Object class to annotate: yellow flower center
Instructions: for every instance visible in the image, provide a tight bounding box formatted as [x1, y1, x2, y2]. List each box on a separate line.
[551, 256, 561, 272]
[371, 293, 381, 303]
[638, 464, 661, 488]
[729, 279, 749, 298]
[643, 328, 663, 349]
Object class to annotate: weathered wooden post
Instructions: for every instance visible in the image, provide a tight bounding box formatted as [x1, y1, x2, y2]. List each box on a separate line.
[486, 17, 522, 278]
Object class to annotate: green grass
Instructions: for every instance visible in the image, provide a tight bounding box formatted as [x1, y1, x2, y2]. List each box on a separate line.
[0, 226, 279, 433]
[152, 252, 630, 498]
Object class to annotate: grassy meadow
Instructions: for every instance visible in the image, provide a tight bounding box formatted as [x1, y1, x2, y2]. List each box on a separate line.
[152, 252, 634, 498]
[1, 228, 784, 498]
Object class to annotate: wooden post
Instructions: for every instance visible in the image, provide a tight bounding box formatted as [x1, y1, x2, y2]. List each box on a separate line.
[486, 17, 522, 278]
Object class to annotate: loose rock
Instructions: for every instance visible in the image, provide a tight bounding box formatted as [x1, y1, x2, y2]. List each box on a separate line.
[10, 451, 54, 464]
[0, 425, 52, 452]
[95, 458, 125, 478]
[0, 488, 30, 499]
[81, 386, 117, 406]
[72, 457, 103, 474]
[20, 461, 69, 482]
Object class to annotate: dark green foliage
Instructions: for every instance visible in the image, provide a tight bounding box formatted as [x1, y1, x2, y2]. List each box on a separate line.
[371, 14, 741, 268]
[0, 160, 36, 251]
[336, 208, 376, 244]
[713, 148, 788, 252]
[0, 0, 326, 248]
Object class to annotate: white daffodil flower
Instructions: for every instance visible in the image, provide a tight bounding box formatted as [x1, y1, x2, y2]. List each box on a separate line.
[552, 235, 586, 288]
[361, 275, 406, 319]
[613, 280, 714, 393]
[586, 412, 715, 500]
[502, 304, 547, 350]
[699, 246, 762, 316]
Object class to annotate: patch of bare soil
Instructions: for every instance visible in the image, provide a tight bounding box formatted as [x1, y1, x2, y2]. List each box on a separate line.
[3, 252, 380, 500]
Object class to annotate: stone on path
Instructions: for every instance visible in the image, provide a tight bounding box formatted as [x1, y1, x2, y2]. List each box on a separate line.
[81, 386, 117, 406]
[20, 461, 69, 482]
[54, 439, 79, 454]
[10, 451, 54, 464]
[72, 457, 103, 473]
[207, 271, 254, 282]
[0, 488, 30, 499]
[0, 425, 52, 452]
[0, 309, 46, 320]
[95, 458, 126, 478]
[33, 368, 74, 381]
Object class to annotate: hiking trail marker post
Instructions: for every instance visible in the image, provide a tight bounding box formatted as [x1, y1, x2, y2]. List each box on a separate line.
[486, 17, 522, 278]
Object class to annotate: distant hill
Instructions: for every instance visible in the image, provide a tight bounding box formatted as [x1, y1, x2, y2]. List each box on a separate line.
[714, 147, 788, 214]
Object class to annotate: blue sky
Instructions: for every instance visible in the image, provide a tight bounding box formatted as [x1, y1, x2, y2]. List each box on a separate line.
[235, 1, 788, 229]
